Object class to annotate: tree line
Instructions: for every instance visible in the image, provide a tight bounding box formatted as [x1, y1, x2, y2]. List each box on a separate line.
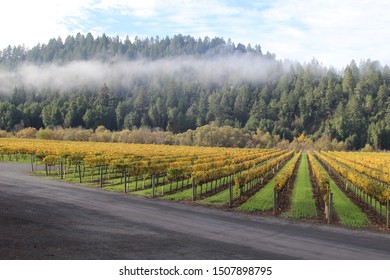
[0, 33, 263, 67]
[0, 34, 389, 150]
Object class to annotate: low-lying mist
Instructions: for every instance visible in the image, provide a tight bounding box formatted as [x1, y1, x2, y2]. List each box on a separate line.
[0, 53, 282, 94]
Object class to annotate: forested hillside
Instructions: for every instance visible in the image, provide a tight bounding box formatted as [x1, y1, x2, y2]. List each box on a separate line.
[0, 33, 389, 150]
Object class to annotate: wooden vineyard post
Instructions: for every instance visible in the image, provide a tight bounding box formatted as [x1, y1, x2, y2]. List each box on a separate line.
[124, 172, 128, 193]
[387, 200, 390, 228]
[229, 180, 233, 208]
[78, 163, 82, 183]
[324, 185, 329, 223]
[151, 175, 155, 198]
[192, 178, 196, 201]
[273, 188, 277, 215]
[60, 159, 64, 179]
[99, 166, 103, 188]
[328, 193, 333, 224]
[30, 154, 34, 172]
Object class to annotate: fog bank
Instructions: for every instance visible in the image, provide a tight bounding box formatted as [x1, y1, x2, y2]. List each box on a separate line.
[0, 54, 281, 94]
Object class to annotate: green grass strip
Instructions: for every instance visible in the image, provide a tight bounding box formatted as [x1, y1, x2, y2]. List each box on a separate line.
[283, 153, 317, 218]
[200, 188, 230, 205]
[329, 177, 370, 227]
[239, 157, 294, 212]
[318, 161, 370, 228]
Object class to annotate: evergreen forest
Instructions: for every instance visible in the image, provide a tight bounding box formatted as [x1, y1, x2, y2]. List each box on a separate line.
[0, 33, 389, 150]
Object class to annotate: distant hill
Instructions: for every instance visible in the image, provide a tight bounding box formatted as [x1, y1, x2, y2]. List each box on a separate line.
[0, 33, 389, 150]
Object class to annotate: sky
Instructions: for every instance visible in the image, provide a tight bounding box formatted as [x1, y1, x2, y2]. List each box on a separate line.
[1, 0, 390, 69]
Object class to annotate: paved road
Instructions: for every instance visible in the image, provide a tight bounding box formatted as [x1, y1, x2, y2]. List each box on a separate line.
[1, 162, 389, 259]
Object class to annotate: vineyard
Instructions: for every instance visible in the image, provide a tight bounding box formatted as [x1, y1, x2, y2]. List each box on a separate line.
[0, 138, 389, 229]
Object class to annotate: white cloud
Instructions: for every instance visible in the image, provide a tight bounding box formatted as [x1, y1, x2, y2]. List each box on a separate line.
[0, 0, 94, 48]
[258, 0, 390, 67]
[95, 0, 160, 17]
